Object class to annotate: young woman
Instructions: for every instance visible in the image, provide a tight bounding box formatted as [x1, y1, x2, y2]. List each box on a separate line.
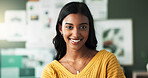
[41, 2, 126, 78]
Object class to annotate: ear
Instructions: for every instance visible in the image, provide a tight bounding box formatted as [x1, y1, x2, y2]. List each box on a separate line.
[58, 24, 62, 34]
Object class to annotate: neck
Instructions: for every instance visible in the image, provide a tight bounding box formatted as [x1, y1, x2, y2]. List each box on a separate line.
[65, 46, 91, 61]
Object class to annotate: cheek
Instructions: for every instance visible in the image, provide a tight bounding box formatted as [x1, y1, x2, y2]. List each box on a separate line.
[85, 31, 89, 40]
[85, 29, 89, 36]
[61, 27, 67, 35]
[82, 31, 89, 39]
[62, 30, 70, 39]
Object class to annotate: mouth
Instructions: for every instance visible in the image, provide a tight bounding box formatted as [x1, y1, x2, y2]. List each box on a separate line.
[71, 39, 80, 42]
[69, 38, 82, 44]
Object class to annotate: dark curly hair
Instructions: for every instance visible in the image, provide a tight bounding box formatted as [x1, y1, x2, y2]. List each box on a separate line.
[53, 2, 97, 61]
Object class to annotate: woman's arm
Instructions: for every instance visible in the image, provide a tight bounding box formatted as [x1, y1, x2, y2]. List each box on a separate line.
[107, 53, 126, 78]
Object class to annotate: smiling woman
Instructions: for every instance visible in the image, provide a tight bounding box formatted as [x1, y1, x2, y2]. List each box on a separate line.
[59, 14, 89, 51]
[41, 2, 126, 78]
[53, 2, 97, 62]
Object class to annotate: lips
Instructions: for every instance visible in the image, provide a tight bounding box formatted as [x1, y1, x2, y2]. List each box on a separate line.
[69, 38, 82, 44]
[71, 39, 80, 42]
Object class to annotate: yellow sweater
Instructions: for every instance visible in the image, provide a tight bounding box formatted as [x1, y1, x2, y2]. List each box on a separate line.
[41, 50, 126, 78]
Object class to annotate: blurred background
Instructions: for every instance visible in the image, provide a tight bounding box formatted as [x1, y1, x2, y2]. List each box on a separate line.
[0, 0, 148, 78]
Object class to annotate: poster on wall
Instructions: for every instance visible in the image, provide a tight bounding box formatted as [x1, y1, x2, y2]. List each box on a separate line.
[5, 10, 26, 24]
[26, 1, 41, 24]
[0, 23, 7, 40]
[27, 1, 56, 30]
[5, 10, 27, 41]
[85, 0, 108, 20]
[26, 1, 54, 27]
[26, 1, 55, 48]
[94, 19, 133, 65]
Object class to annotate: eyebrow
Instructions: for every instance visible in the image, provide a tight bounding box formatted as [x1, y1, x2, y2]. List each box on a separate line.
[65, 23, 88, 25]
[79, 23, 88, 25]
[65, 23, 73, 25]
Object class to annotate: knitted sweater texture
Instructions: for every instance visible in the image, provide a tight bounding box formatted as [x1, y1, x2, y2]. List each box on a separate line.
[41, 50, 126, 78]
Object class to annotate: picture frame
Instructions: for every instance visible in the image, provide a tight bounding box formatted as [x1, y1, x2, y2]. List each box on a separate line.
[94, 19, 133, 65]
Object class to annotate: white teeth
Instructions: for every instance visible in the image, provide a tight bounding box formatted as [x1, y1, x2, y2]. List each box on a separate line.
[71, 39, 80, 42]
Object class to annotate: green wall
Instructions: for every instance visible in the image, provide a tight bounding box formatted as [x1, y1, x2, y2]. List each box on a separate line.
[108, 0, 148, 77]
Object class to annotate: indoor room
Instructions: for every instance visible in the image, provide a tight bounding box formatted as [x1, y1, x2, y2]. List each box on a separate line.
[0, 0, 148, 78]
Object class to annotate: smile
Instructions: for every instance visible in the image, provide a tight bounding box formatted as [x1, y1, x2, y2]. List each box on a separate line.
[71, 39, 80, 42]
[69, 38, 82, 44]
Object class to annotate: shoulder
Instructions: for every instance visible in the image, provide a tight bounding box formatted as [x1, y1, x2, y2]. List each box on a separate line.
[42, 60, 57, 72]
[95, 49, 118, 63]
[41, 60, 58, 78]
[98, 50, 121, 68]
[99, 50, 126, 77]
[43, 60, 58, 70]
[96, 50, 125, 77]
[97, 49, 115, 58]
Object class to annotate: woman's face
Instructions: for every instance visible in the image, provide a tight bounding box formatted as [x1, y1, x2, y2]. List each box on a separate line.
[59, 13, 89, 50]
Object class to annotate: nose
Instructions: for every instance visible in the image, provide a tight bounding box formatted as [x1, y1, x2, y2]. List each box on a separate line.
[72, 28, 80, 38]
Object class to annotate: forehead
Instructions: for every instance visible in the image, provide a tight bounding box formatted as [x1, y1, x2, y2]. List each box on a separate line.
[62, 13, 89, 24]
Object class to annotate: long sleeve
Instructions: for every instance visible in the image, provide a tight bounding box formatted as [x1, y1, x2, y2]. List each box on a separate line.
[40, 50, 126, 78]
[106, 53, 126, 78]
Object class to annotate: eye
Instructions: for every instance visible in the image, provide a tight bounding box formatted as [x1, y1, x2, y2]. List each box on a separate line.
[66, 26, 73, 29]
[79, 26, 87, 29]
